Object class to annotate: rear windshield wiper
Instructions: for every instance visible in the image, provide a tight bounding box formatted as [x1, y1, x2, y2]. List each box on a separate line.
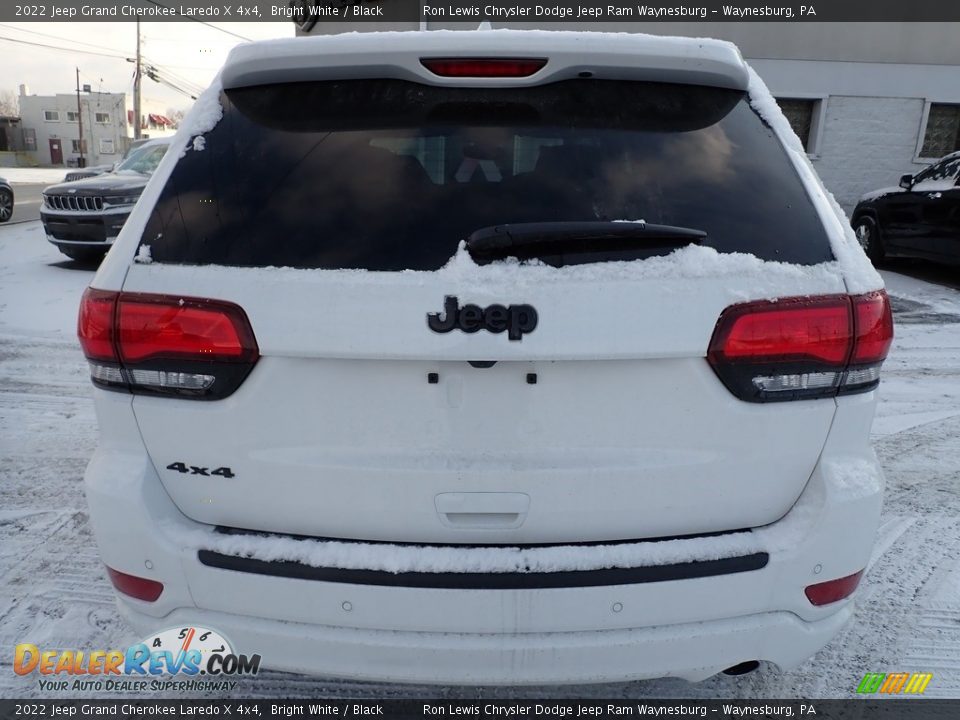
[466, 221, 706, 267]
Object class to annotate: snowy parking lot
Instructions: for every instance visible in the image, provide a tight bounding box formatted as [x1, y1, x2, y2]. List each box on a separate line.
[2, 218, 960, 699]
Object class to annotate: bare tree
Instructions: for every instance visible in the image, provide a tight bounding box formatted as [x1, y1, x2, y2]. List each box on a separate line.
[0, 90, 19, 118]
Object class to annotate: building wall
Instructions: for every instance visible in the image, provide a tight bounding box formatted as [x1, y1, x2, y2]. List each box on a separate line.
[19, 92, 130, 167]
[814, 96, 927, 211]
[749, 58, 960, 211]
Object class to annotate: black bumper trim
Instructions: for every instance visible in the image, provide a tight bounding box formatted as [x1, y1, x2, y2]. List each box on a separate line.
[41, 211, 130, 242]
[197, 549, 769, 589]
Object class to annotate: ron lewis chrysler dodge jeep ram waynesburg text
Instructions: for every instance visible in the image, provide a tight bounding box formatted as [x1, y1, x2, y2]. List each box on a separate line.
[79, 30, 893, 684]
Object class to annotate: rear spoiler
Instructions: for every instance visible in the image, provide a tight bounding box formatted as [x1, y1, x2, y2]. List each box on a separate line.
[221, 29, 750, 92]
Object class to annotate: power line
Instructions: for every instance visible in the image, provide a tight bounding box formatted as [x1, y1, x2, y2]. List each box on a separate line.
[143, 1, 253, 41]
[142, 58, 205, 94]
[0, 34, 128, 59]
[0, 23, 131, 54]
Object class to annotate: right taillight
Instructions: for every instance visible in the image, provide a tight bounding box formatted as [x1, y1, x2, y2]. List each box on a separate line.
[708, 291, 893, 402]
[78, 288, 259, 400]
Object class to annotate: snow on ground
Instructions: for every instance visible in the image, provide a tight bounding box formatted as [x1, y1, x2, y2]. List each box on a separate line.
[2, 219, 960, 698]
[0, 167, 71, 184]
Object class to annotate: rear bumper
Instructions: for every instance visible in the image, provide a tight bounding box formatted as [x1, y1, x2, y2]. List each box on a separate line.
[118, 603, 852, 685]
[84, 391, 884, 684]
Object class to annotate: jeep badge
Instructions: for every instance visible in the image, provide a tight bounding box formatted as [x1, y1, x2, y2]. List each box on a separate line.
[427, 296, 538, 341]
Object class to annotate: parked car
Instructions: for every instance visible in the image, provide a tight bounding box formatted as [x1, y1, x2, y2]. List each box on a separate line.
[79, 31, 892, 685]
[41, 139, 170, 261]
[852, 151, 960, 264]
[64, 139, 158, 181]
[0, 176, 12, 223]
[64, 163, 115, 182]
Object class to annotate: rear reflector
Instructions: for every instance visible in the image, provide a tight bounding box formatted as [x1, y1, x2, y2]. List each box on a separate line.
[805, 570, 863, 606]
[106, 566, 164, 602]
[78, 288, 258, 400]
[708, 291, 893, 402]
[421, 58, 547, 78]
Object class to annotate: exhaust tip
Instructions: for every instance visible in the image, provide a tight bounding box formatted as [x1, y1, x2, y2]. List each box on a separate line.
[723, 660, 760, 676]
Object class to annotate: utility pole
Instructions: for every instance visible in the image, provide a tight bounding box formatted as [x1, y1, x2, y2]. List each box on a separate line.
[76, 67, 85, 167]
[134, 20, 142, 140]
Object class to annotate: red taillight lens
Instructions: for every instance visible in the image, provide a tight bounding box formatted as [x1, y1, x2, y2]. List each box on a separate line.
[805, 570, 863, 606]
[708, 291, 893, 402]
[421, 58, 547, 78]
[709, 295, 852, 366]
[851, 291, 894, 364]
[106, 566, 164, 602]
[117, 294, 257, 364]
[77, 289, 258, 399]
[78, 288, 119, 362]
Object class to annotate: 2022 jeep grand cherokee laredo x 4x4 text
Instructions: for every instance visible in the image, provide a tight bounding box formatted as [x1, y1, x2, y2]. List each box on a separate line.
[79, 30, 892, 685]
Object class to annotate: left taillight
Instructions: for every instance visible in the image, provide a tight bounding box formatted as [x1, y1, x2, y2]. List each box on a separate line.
[78, 288, 259, 400]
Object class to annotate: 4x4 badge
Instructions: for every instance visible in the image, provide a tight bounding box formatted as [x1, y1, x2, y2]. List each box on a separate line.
[428, 296, 538, 341]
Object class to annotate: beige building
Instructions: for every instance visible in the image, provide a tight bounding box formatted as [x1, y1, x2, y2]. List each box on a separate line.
[17, 85, 178, 168]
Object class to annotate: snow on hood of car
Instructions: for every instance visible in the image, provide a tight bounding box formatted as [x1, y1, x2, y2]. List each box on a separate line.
[43, 173, 153, 194]
[124, 30, 883, 299]
[860, 186, 905, 203]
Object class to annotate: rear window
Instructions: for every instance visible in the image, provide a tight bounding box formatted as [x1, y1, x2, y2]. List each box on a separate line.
[142, 79, 833, 270]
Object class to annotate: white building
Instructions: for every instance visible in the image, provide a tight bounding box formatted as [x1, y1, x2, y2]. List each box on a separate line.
[298, 21, 960, 213]
[18, 86, 131, 168]
[18, 85, 179, 168]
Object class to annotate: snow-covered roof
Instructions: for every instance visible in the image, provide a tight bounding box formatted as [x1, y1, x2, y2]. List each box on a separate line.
[221, 29, 750, 92]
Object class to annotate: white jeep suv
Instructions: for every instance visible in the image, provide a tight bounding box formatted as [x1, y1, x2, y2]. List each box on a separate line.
[80, 30, 892, 685]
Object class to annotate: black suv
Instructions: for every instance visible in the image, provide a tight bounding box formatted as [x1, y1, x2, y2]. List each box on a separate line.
[41, 139, 170, 261]
[0, 176, 12, 223]
[851, 151, 960, 265]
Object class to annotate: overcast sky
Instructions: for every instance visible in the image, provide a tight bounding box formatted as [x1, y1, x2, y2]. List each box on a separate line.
[1, 22, 293, 113]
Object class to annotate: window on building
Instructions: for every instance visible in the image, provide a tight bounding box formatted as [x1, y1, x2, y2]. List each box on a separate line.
[43, 111, 60, 122]
[776, 98, 818, 153]
[95, 112, 110, 124]
[920, 103, 960, 158]
[66, 111, 79, 122]
[71, 139, 88, 153]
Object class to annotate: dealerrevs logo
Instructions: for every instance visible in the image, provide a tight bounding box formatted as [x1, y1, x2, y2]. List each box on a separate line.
[14, 626, 260, 692]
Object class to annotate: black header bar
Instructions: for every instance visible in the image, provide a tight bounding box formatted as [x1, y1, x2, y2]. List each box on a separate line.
[5, 0, 960, 23]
